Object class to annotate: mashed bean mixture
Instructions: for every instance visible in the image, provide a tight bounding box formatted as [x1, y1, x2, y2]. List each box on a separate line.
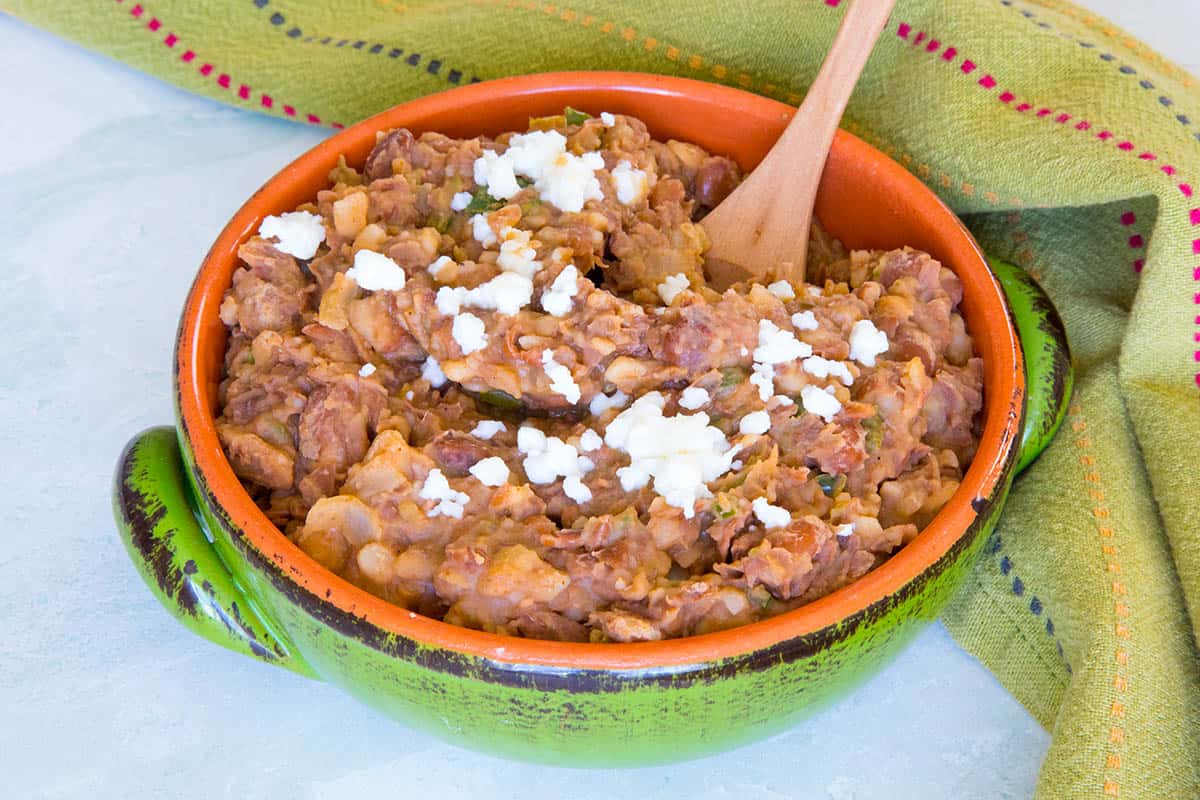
[216, 110, 983, 642]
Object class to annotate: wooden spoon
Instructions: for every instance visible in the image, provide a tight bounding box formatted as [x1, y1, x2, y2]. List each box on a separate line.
[701, 0, 897, 289]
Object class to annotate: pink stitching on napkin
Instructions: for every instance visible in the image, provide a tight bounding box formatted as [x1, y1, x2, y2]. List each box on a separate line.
[113, 0, 344, 129]
[892, 16, 1200, 389]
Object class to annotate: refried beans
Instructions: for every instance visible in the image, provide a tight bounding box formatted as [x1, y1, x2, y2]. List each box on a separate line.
[214, 109, 984, 642]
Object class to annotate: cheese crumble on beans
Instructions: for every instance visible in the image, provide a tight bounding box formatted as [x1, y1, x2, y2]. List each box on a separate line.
[216, 109, 984, 642]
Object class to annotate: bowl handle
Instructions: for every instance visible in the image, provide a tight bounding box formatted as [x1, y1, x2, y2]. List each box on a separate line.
[988, 258, 1074, 474]
[112, 426, 316, 678]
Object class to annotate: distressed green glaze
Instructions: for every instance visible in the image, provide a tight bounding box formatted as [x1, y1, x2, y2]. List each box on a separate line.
[113, 427, 315, 678]
[990, 258, 1074, 472]
[111, 260, 1071, 765]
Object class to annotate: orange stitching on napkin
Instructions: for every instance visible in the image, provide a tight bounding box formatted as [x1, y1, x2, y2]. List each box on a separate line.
[1068, 400, 1131, 797]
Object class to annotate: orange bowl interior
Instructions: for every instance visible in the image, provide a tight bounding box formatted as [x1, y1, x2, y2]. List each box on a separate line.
[178, 72, 1021, 670]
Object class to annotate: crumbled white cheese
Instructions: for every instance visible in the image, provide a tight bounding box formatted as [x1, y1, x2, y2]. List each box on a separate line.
[731, 459, 744, 471]
[441, 271, 535, 317]
[679, 387, 710, 410]
[345, 249, 406, 291]
[835, 523, 855, 539]
[748, 319, 814, 402]
[800, 384, 842, 422]
[807, 286, 823, 297]
[436, 286, 463, 316]
[542, 349, 581, 404]
[540, 150, 605, 213]
[418, 468, 470, 518]
[767, 280, 795, 300]
[600, 111, 616, 126]
[603, 392, 739, 518]
[473, 149, 522, 199]
[791, 310, 818, 331]
[427, 255, 455, 281]
[405, 390, 415, 401]
[451, 312, 488, 355]
[358, 363, 376, 377]
[849, 319, 889, 367]
[578, 429, 603, 452]
[473, 130, 605, 213]
[771, 394, 795, 407]
[421, 356, 447, 388]
[541, 264, 580, 317]
[471, 213, 498, 247]
[739, 410, 771, 435]
[589, 390, 630, 416]
[657, 272, 690, 305]
[470, 420, 506, 440]
[754, 319, 813, 364]
[450, 191, 472, 212]
[611, 159, 650, 205]
[749, 362, 776, 402]
[468, 456, 510, 487]
[802, 355, 854, 385]
[562, 475, 593, 504]
[259, 211, 325, 259]
[496, 227, 542, 278]
[517, 426, 595, 493]
[752, 497, 791, 529]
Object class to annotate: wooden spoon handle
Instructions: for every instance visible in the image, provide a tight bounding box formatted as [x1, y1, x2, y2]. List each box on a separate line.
[702, 0, 897, 289]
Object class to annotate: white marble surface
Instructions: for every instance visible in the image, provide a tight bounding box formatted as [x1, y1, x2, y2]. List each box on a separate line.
[0, 2, 1191, 797]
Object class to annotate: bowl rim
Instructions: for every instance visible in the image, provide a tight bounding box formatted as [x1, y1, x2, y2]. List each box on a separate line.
[176, 71, 1023, 671]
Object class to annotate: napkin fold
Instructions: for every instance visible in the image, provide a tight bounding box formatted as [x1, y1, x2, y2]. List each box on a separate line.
[8, 0, 1198, 795]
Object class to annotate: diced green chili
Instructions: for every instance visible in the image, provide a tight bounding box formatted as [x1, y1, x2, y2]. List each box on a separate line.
[816, 472, 846, 497]
[478, 389, 523, 411]
[463, 185, 503, 213]
[863, 413, 883, 453]
[720, 366, 749, 387]
[563, 106, 591, 125]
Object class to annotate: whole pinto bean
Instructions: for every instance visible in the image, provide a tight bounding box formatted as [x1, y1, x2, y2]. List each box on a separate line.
[693, 156, 741, 209]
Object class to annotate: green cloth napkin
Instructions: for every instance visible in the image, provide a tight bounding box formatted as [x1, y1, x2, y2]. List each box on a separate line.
[10, 0, 1199, 794]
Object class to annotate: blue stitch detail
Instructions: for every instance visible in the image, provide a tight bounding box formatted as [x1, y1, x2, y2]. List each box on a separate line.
[988, 541, 1071, 671]
[248, 1, 470, 87]
[997, 2, 1194, 132]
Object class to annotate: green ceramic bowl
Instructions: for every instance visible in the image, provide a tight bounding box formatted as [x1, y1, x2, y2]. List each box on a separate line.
[113, 72, 1071, 765]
